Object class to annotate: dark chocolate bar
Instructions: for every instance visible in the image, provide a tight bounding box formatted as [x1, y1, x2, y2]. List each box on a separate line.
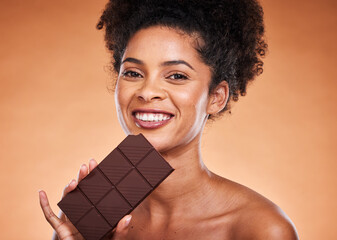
[58, 134, 174, 240]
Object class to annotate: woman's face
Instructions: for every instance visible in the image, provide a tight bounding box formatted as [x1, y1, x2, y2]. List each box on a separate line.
[115, 26, 214, 153]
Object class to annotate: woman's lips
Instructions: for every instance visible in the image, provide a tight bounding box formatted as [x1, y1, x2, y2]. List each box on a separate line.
[132, 111, 174, 129]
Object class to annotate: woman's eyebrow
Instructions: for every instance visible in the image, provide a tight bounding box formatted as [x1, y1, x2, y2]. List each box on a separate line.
[160, 60, 195, 71]
[122, 57, 144, 65]
[121, 58, 195, 71]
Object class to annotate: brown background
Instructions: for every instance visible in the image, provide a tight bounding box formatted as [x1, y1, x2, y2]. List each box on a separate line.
[0, 0, 336, 239]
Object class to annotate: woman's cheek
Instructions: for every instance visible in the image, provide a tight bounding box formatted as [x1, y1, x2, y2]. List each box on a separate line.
[115, 84, 130, 108]
[175, 85, 208, 111]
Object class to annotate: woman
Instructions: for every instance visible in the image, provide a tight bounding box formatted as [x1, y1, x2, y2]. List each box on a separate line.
[39, 0, 299, 239]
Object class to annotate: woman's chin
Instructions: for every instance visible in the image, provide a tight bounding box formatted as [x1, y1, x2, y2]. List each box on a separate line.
[128, 131, 171, 152]
[141, 133, 166, 150]
[122, 124, 181, 153]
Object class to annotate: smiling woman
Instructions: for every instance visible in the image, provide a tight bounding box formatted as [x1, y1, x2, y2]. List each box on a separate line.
[115, 26, 217, 153]
[39, 0, 298, 239]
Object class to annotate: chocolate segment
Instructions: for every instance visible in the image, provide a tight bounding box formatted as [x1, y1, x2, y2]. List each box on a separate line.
[116, 168, 152, 207]
[57, 188, 91, 224]
[76, 208, 111, 240]
[99, 149, 133, 185]
[78, 168, 112, 204]
[58, 134, 174, 240]
[137, 150, 174, 187]
[96, 188, 130, 227]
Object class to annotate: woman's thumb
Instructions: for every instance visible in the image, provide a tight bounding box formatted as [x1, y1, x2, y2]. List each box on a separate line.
[112, 215, 132, 239]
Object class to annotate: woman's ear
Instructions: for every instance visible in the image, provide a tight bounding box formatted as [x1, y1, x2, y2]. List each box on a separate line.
[206, 81, 229, 115]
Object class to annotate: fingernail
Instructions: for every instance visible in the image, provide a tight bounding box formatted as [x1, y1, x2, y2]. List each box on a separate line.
[78, 165, 85, 176]
[38, 190, 45, 198]
[124, 215, 132, 227]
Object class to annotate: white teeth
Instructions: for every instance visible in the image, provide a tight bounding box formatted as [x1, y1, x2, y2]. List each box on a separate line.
[135, 112, 171, 122]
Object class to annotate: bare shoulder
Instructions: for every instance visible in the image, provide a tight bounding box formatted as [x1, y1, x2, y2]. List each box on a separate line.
[237, 201, 299, 240]
[213, 176, 299, 240]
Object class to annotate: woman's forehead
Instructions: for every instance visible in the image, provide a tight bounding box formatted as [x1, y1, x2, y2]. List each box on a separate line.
[122, 26, 205, 66]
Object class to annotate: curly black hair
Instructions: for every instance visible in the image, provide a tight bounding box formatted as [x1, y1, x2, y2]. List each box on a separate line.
[97, 0, 267, 115]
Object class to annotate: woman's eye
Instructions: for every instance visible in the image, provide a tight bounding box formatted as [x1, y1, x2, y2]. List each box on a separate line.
[122, 71, 142, 78]
[167, 73, 188, 80]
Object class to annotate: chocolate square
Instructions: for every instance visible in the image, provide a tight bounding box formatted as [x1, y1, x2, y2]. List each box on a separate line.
[58, 134, 174, 240]
[57, 188, 91, 224]
[78, 168, 112, 204]
[76, 208, 111, 240]
[116, 169, 152, 207]
[137, 150, 174, 187]
[99, 149, 133, 185]
[96, 188, 131, 227]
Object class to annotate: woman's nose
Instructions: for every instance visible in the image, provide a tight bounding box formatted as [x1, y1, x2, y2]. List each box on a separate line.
[136, 79, 166, 102]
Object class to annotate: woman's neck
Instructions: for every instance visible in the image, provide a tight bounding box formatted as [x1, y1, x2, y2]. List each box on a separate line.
[138, 136, 217, 221]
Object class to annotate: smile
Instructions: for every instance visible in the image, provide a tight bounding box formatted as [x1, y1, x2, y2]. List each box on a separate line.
[135, 112, 172, 122]
[132, 110, 174, 129]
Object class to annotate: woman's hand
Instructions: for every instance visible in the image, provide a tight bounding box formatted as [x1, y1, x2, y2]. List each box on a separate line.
[39, 159, 132, 240]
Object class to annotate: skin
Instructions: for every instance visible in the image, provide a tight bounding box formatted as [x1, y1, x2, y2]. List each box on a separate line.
[39, 26, 299, 240]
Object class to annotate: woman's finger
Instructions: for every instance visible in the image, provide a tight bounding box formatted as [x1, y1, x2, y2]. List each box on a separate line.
[77, 164, 88, 183]
[61, 179, 77, 199]
[88, 159, 98, 172]
[39, 190, 63, 230]
[57, 179, 77, 223]
[111, 215, 132, 240]
[59, 164, 89, 222]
